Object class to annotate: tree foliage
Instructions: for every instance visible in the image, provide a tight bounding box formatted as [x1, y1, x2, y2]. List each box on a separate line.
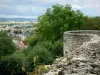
[0, 57, 23, 75]
[36, 4, 84, 41]
[81, 16, 100, 30]
[0, 31, 16, 57]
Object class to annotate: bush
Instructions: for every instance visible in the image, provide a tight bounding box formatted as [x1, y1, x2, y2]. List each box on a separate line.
[24, 36, 38, 46]
[24, 40, 63, 64]
[52, 40, 63, 57]
[0, 57, 23, 75]
[20, 41, 62, 72]
[0, 31, 16, 58]
[22, 43, 54, 72]
[10, 51, 32, 73]
[0, 40, 62, 74]
[37, 41, 63, 57]
[37, 41, 53, 52]
[32, 45, 54, 65]
[23, 43, 54, 65]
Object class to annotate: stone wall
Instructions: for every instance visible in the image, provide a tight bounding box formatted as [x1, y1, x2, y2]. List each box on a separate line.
[45, 30, 100, 75]
[63, 30, 100, 57]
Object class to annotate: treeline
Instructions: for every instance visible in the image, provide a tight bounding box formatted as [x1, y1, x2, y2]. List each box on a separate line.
[0, 4, 100, 75]
[81, 16, 100, 30]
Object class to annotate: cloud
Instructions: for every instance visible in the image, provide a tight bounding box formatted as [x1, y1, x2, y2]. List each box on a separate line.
[0, 4, 7, 8]
[71, 4, 83, 9]
[16, 5, 46, 15]
[83, 4, 100, 8]
[0, 0, 32, 5]
[0, 0, 100, 17]
[32, 0, 68, 5]
[73, 0, 79, 2]
[0, 0, 13, 5]
[79, 0, 100, 8]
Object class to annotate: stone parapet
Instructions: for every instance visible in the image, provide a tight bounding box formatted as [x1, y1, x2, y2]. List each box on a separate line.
[63, 30, 100, 57]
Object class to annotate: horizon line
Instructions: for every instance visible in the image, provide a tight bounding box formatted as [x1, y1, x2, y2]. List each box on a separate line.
[0, 15, 38, 19]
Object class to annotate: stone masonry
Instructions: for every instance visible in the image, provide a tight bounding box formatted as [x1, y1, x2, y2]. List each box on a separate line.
[45, 30, 100, 75]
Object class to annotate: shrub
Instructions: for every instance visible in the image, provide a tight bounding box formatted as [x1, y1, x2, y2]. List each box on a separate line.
[0, 51, 34, 74]
[37, 41, 53, 51]
[24, 40, 63, 64]
[10, 51, 32, 73]
[0, 57, 23, 75]
[22, 44, 54, 72]
[23, 42, 54, 65]
[30, 65, 49, 75]
[37, 41, 63, 57]
[29, 45, 54, 65]
[0, 31, 16, 58]
[24, 36, 38, 46]
[22, 41, 62, 72]
[52, 40, 63, 57]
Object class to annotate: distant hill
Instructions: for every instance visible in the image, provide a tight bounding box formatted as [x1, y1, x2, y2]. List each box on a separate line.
[0, 18, 37, 22]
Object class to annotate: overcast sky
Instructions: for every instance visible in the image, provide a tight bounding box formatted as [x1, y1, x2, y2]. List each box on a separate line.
[0, 0, 100, 18]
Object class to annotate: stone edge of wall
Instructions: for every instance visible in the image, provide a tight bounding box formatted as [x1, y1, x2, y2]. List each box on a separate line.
[63, 30, 100, 57]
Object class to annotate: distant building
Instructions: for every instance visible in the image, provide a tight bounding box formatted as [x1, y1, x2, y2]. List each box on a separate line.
[17, 41, 25, 49]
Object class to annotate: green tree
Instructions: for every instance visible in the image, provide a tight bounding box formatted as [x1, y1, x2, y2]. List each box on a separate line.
[36, 4, 84, 42]
[25, 4, 84, 59]
[0, 31, 16, 57]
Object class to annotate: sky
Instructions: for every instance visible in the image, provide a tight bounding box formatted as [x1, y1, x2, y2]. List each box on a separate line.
[0, 0, 100, 18]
